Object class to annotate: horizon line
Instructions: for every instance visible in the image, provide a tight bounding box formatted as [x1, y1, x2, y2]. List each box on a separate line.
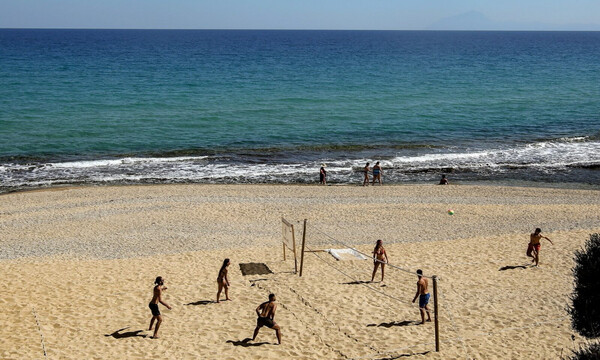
[2, 27, 600, 32]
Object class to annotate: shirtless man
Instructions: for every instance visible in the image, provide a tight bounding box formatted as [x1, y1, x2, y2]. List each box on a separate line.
[252, 294, 282, 344]
[527, 228, 554, 267]
[148, 276, 172, 339]
[412, 269, 432, 325]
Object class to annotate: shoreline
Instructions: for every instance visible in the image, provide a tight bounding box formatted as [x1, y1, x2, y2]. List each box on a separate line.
[2, 178, 600, 198]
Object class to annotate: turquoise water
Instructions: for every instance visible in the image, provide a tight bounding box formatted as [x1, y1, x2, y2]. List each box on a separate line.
[1, 30, 599, 189]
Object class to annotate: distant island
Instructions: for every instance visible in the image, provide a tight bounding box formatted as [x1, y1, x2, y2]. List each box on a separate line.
[428, 11, 600, 31]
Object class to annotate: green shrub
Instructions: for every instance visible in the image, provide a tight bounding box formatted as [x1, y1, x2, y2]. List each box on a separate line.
[566, 343, 600, 360]
[569, 233, 600, 338]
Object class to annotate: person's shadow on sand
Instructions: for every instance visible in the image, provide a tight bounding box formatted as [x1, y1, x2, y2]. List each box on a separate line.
[367, 320, 418, 328]
[105, 327, 147, 339]
[377, 351, 431, 358]
[227, 338, 270, 347]
[499, 264, 530, 271]
[185, 300, 214, 306]
[342, 280, 375, 285]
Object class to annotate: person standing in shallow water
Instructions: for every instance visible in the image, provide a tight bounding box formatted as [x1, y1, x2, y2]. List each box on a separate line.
[148, 276, 172, 339]
[527, 228, 553, 267]
[217, 258, 231, 302]
[363, 162, 371, 186]
[372, 161, 383, 185]
[319, 164, 327, 185]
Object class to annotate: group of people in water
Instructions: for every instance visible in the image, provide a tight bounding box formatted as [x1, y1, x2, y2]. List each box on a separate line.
[147, 228, 552, 342]
[319, 162, 449, 186]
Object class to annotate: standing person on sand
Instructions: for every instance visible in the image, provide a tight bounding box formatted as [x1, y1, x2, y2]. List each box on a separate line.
[148, 276, 172, 339]
[252, 293, 282, 344]
[216, 258, 231, 303]
[370, 239, 389, 283]
[363, 162, 371, 186]
[412, 269, 432, 325]
[372, 161, 383, 185]
[527, 228, 554, 267]
[319, 164, 327, 185]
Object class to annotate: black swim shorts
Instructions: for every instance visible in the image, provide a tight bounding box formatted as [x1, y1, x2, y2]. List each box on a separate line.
[149, 303, 160, 316]
[257, 316, 275, 328]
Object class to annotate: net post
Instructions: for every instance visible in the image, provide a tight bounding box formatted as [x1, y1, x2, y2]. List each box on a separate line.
[291, 224, 298, 274]
[433, 275, 440, 352]
[299, 219, 307, 277]
[281, 217, 286, 261]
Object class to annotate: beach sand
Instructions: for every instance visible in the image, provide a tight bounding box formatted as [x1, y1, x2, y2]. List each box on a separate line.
[1, 184, 599, 359]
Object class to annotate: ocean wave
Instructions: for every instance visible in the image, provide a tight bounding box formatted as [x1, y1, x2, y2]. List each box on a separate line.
[1, 138, 599, 191]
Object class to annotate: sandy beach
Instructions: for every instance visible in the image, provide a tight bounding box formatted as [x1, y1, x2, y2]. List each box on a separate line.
[1, 184, 599, 359]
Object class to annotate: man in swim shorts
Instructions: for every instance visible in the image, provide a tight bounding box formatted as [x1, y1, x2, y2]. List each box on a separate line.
[252, 293, 282, 344]
[148, 276, 172, 339]
[527, 228, 554, 267]
[412, 269, 432, 325]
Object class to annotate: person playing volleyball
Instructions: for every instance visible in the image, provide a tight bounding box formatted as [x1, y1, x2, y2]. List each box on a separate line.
[412, 269, 432, 325]
[252, 293, 282, 344]
[370, 239, 388, 283]
[527, 228, 553, 267]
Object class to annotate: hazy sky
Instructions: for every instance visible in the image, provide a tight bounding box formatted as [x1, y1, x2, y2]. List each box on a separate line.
[1, 0, 599, 30]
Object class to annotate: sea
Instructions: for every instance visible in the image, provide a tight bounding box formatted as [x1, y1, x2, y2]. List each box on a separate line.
[1, 29, 599, 192]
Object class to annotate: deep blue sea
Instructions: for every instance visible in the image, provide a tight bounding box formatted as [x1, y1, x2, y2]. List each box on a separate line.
[1, 29, 599, 191]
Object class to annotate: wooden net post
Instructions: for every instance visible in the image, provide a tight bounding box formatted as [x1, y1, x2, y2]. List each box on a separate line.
[291, 223, 298, 274]
[299, 219, 307, 277]
[433, 275, 440, 352]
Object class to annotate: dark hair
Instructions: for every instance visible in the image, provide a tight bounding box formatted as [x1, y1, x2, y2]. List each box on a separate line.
[219, 258, 230, 275]
[416, 269, 423, 275]
[269, 293, 275, 301]
[535, 228, 542, 234]
[374, 239, 383, 253]
[154, 276, 163, 285]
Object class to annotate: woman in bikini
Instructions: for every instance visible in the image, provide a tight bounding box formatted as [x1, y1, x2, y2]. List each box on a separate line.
[363, 162, 371, 186]
[371, 239, 389, 282]
[216, 258, 231, 302]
